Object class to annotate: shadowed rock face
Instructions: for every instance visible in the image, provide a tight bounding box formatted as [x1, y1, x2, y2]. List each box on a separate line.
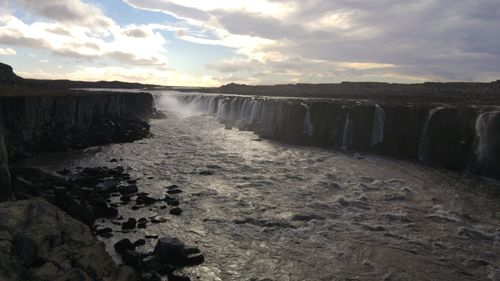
[0, 63, 21, 84]
[0, 92, 154, 162]
[176, 94, 500, 179]
[0, 120, 10, 201]
[0, 198, 135, 281]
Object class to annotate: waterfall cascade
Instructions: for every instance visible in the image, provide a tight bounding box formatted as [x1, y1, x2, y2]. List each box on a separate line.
[302, 103, 314, 137]
[341, 113, 353, 150]
[163, 92, 500, 179]
[370, 104, 385, 146]
[474, 111, 500, 177]
[418, 107, 444, 161]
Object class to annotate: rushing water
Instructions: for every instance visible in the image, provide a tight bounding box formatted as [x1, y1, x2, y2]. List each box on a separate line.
[22, 93, 500, 281]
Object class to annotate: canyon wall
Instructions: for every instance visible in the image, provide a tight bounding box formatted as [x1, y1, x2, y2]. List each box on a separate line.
[0, 92, 154, 162]
[176, 94, 500, 179]
[0, 92, 154, 200]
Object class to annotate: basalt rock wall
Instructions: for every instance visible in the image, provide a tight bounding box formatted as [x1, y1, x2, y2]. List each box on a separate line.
[177, 94, 500, 179]
[0, 92, 154, 162]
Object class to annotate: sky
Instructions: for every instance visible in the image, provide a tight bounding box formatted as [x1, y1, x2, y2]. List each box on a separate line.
[0, 0, 499, 86]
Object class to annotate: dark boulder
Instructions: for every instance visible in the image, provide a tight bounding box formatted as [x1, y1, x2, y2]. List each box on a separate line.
[170, 207, 183, 216]
[0, 198, 135, 281]
[114, 238, 135, 254]
[120, 184, 138, 194]
[153, 237, 187, 265]
[122, 250, 141, 267]
[122, 218, 137, 230]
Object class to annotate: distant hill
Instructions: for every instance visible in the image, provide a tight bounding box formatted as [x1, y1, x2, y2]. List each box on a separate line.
[0, 62, 170, 90]
[176, 81, 500, 105]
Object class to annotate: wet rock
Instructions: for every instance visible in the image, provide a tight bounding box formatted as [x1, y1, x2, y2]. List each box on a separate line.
[198, 170, 213, 176]
[291, 213, 324, 222]
[168, 274, 191, 281]
[153, 236, 187, 265]
[114, 238, 135, 254]
[96, 179, 118, 193]
[142, 255, 162, 272]
[137, 194, 157, 205]
[122, 218, 137, 230]
[382, 213, 412, 223]
[166, 184, 179, 190]
[140, 271, 162, 281]
[185, 253, 205, 266]
[137, 217, 148, 229]
[133, 239, 146, 247]
[151, 216, 167, 223]
[96, 227, 113, 236]
[164, 196, 180, 206]
[120, 184, 138, 194]
[167, 189, 183, 195]
[93, 205, 118, 218]
[170, 207, 183, 216]
[122, 250, 141, 267]
[120, 195, 131, 203]
[0, 198, 133, 281]
[360, 223, 386, 232]
[457, 227, 494, 241]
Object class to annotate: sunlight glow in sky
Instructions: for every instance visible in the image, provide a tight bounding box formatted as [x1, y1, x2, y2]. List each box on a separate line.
[0, 0, 499, 86]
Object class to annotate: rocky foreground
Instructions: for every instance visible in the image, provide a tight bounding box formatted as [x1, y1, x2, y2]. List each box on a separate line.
[0, 198, 135, 281]
[0, 63, 204, 280]
[4, 166, 204, 281]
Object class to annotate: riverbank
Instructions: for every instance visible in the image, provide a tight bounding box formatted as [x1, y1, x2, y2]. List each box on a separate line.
[0, 63, 205, 280]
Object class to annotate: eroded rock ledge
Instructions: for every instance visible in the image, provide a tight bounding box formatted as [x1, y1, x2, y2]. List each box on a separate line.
[0, 92, 154, 162]
[0, 198, 135, 281]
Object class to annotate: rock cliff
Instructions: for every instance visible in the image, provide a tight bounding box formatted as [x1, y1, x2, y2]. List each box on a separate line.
[0, 198, 135, 281]
[0, 92, 153, 162]
[177, 94, 500, 179]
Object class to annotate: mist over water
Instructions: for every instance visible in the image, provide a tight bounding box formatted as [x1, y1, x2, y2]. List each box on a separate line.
[23, 91, 500, 281]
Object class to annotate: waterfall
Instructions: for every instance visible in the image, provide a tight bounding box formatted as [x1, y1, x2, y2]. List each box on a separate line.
[370, 104, 385, 146]
[216, 99, 229, 121]
[418, 107, 444, 161]
[474, 111, 500, 166]
[250, 100, 262, 123]
[342, 113, 353, 150]
[302, 103, 314, 137]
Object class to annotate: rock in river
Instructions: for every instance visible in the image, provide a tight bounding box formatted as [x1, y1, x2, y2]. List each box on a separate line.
[0, 198, 134, 281]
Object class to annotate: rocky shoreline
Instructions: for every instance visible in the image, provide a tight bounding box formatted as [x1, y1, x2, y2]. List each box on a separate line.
[1, 165, 203, 281]
[0, 63, 205, 280]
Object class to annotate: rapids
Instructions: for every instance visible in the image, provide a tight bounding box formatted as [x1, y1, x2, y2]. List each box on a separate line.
[21, 92, 500, 281]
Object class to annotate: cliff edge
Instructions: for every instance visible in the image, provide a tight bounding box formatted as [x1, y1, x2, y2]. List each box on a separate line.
[0, 62, 21, 84]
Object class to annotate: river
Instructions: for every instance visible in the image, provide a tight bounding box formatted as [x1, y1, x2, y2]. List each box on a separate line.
[22, 92, 500, 281]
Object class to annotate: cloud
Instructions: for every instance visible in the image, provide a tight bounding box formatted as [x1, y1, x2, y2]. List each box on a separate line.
[0, 13, 169, 66]
[17, 65, 221, 87]
[0, 46, 15, 55]
[13, 0, 113, 28]
[125, 0, 500, 82]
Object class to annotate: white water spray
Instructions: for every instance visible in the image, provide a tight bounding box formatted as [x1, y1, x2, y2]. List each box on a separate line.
[302, 103, 314, 137]
[342, 113, 353, 150]
[418, 107, 444, 161]
[371, 104, 385, 146]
